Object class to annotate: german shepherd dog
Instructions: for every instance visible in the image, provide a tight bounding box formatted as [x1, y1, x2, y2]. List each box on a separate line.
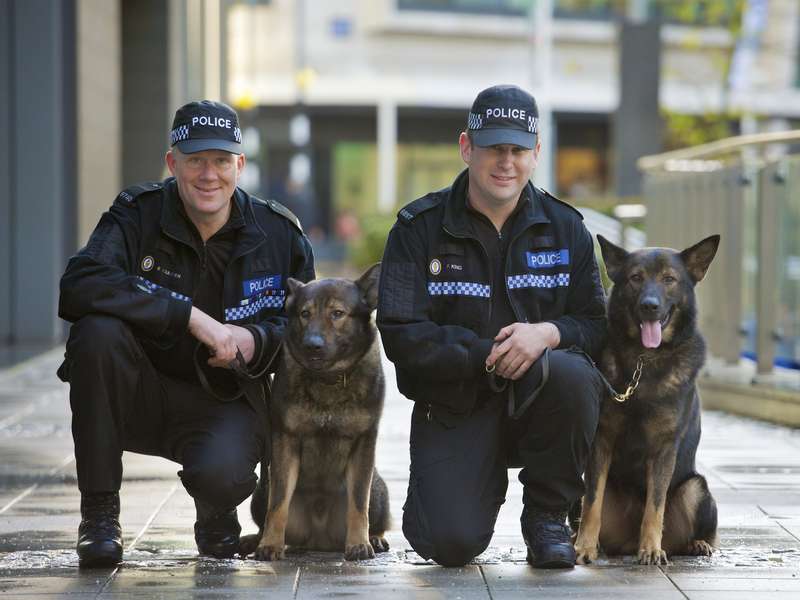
[240, 263, 390, 561]
[573, 235, 720, 565]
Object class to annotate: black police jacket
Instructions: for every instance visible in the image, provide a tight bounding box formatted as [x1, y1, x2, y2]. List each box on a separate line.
[59, 177, 315, 385]
[377, 169, 606, 420]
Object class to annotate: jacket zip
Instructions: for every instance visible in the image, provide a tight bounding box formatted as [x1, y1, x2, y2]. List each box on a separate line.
[504, 225, 536, 323]
[163, 226, 266, 324]
[439, 225, 492, 422]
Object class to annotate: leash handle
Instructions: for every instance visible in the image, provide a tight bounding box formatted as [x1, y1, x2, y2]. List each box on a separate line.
[508, 347, 551, 420]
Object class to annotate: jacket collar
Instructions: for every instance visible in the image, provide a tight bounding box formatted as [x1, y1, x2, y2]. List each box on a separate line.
[160, 178, 266, 257]
[442, 168, 550, 238]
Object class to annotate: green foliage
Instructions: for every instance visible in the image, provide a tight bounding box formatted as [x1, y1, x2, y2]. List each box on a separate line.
[661, 110, 741, 151]
[347, 214, 396, 269]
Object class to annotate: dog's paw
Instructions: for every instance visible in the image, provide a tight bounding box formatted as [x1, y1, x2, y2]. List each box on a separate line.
[369, 535, 390, 553]
[574, 542, 599, 565]
[344, 542, 376, 561]
[253, 543, 286, 561]
[687, 539, 714, 556]
[638, 546, 668, 565]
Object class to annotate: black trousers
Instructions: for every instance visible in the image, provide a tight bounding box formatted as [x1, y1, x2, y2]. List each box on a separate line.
[62, 315, 265, 510]
[402, 349, 603, 567]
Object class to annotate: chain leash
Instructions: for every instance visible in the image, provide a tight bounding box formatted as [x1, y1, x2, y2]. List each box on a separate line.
[611, 354, 647, 403]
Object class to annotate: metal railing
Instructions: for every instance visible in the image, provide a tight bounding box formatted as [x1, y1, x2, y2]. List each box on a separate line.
[639, 130, 800, 375]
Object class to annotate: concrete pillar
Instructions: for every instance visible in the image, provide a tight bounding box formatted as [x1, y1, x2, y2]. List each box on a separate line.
[8, 0, 72, 342]
[531, 0, 553, 192]
[122, 0, 170, 184]
[377, 99, 398, 214]
[77, 0, 121, 243]
[533, 106, 553, 192]
[0, 2, 11, 343]
[614, 20, 662, 197]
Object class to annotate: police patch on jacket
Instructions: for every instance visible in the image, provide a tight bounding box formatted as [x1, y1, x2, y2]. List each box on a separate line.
[242, 274, 282, 298]
[526, 249, 569, 269]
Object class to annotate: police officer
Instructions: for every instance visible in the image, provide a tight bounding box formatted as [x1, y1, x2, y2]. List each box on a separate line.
[377, 85, 606, 569]
[58, 101, 315, 567]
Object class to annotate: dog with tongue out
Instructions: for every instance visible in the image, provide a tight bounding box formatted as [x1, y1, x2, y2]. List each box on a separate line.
[573, 234, 720, 567]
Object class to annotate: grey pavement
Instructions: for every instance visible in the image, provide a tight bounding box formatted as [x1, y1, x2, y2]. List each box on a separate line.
[1, 347, 799, 599]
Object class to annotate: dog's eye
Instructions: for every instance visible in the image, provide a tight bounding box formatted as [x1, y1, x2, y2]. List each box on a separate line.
[330, 309, 345, 320]
[300, 309, 311, 319]
[663, 275, 676, 284]
[630, 273, 643, 283]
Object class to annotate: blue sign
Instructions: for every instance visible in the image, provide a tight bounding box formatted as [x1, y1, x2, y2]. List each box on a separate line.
[243, 274, 282, 297]
[526, 249, 570, 269]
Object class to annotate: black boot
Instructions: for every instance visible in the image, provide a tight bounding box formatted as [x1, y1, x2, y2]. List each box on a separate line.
[521, 506, 576, 569]
[194, 499, 241, 559]
[77, 492, 123, 568]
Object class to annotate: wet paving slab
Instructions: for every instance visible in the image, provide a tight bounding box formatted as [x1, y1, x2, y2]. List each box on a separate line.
[0, 348, 799, 598]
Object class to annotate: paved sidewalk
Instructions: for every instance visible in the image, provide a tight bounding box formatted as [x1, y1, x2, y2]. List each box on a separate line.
[1, 347, 799, 599]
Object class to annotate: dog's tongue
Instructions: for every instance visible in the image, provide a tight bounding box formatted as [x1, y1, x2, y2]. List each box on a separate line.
[641, 321, 662, 348]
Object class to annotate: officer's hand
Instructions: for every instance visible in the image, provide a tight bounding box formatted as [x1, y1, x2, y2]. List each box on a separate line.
[224, 324, 256, 366]
[485, 322, 560, 380]
[188, 307, 239, 368]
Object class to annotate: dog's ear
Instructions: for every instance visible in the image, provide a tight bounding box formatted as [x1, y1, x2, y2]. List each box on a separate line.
[285, 277, 305, 311]
[355, 262, 381, 310]
[680, 234, 720, 283]
[597, 235, 628, 281]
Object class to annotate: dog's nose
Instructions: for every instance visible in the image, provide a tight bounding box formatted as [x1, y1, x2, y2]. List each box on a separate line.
[640, 296, 660, 314]
[303, 334, 325, 351]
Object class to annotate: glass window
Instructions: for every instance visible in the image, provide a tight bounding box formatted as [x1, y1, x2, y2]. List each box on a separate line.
[553, 0, 625, 20]
[397, 0, 532, 17]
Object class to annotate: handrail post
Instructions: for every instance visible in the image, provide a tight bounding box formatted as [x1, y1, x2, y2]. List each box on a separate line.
[755, 163, 781, 375]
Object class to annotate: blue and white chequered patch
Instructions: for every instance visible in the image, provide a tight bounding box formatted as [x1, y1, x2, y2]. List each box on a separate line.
[468, 112, 483, 130]
[225, 290, 285, 322]
[427, 281, 491, 298]
[135, 276, 191, 302]
[170, 124, 190, 145]
[507, 273, 570, 289]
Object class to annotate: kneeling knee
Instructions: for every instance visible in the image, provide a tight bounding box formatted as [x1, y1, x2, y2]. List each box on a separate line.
[431, 531, 487, 567]
[68, 315, 134, 358]
[546, 350, 602, 414]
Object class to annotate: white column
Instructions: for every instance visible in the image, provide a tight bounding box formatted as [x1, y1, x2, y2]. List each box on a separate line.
[531, 0, 553, 192]
[377, 99, 398, 214]
[203, 0, 222, 101]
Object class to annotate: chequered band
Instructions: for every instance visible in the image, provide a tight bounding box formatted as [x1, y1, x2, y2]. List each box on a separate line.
[233, 127, 242, 143]
[507, 273, 570, 289]
[225, 291, 285, 322]
[427, 281, 491, 298]
[528, 116, 539, 133]
[135, 276, 191, 302]
[170, 124, 190, 145]
[467, 112, 483, 130]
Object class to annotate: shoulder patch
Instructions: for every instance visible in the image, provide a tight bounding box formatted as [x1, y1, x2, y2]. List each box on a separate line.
[397, 193, 442, 224]
[116, 181, 163, 204]
[537, 188, 584, 221]
[258, 197, 303, 233]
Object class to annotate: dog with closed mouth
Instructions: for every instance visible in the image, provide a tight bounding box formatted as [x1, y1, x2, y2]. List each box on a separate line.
[573, 235, 720, 565]
[239, 263, 390, 561]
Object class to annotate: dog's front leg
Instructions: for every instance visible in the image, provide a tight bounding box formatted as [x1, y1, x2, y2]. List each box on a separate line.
[574, 421, 616, 564]
[254, 432, 300, 561]
[638, 446, 677, 565]
[344, 433, 377, 561]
